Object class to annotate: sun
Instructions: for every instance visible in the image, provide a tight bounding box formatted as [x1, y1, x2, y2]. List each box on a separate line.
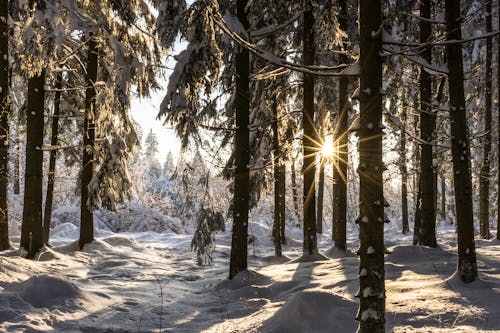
[321, 138, 335, 158]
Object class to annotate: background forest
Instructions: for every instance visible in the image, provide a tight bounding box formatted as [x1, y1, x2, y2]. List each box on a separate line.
[1, 0, 500, 332]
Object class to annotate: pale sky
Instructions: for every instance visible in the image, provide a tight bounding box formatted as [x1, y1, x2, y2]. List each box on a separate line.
[130, 88, 181, 164]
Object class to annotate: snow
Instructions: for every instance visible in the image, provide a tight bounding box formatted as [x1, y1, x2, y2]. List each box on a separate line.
[1, 213, 500, 332]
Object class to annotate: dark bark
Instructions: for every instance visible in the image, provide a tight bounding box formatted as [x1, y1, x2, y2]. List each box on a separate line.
[317, 162, 324, 234]
[13, 134, 20, 195]
[79, 37, 98, 250]
[400, 98, 409, 234]
[43, 73, 62, 244]
[229, 0, 250, 279]
[0, 0, 9, 251]
[445, 0, 478, 282]
[20, 70, 45, 258]
[498, 0, 500, 240]
[302, 0, 317, 255]
[440, 176, 446, 222]
[413, 108, 421, 245]
[272, 98, 284, 256]
[334, 0, 349, 250]
[357, 0, 385, 330]
[418, 0, 437, 248]
[479, 0, 492, 239]
[291, 155, 300, 223]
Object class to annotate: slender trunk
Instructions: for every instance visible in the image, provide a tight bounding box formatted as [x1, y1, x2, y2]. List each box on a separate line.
[357, 0, 385, 331]
[440, 176, 446, 222]
[419, 0, 437, 247]
[43, 73, 62, 244]
[302, 0, 317, 255]
[0, 0, 9, 250]
[332, 141, 338, 240]
[401, 98, 409, 234]
[317, 105, 326, 235]
[272, 98, 282, 256]
[445, 0, 478, 282]
[13, 134, 20, 195]
[79, 37, 98, 250]
[335, 0, 349, 250]
[291, 156, 300, 223]
[279, 163, 286, 244]
[21, 70, 45, 258]
[229, 0, 250, 279]
[479, 0, 492, 239]
[498, 0, 500, 240]
[317, 162, 324, 234]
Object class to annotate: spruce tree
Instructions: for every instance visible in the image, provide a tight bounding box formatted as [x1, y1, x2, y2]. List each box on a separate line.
[444, 0, 478, 283]
[357, 0, 385, 331]
[0, 0, 9, 251]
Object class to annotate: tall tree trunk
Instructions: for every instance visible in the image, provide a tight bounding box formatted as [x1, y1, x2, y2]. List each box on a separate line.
[21, 73, 45, 258]
[291, 156, 300, 224]
[316, 105, 326, 235]
[229, 0, 250, 279]
[334, 0, 349, 251]
[0, 0, 9, 251]
[479, 0, 492, 240]
[43, 73, 62, 244]
[79, 37, 98, 250]
[13, 132, 20, 195]
[445, 0, 478, 283]
[419, 0, 437, 247]
[302, 0, 317, 255]
[317, 162, 324, 234]
[272, 98, 283, 256]
[357, 0, 385, 331]
[498, 0, 500, 240]
[400, 98, 409, 234]
[440, 176, 446, 222]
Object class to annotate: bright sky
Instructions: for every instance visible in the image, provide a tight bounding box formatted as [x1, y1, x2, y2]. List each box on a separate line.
[130, 88, 180, 164]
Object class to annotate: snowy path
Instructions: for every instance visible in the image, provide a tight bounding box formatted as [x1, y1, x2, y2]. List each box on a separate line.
[0, 227, 499, 332]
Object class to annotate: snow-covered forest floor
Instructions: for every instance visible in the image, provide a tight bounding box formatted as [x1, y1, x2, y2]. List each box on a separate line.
[1, 212, 499, 333]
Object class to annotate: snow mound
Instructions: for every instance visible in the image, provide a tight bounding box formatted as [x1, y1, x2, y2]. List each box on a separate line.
[260, 290, 357, 333]
[288, 252, 330, 263]
[216, 269, 272, 291]
[20, 275, 81, 308]
[324, 246, 357, 258]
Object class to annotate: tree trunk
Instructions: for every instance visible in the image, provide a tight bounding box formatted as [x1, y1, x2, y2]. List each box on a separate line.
[357, 0, 385, 331]
[13, 135, 20, 195]
[0, 0, 9, 251]
[418, 0, 437, 248]
[317, 162, 324, 234]
[79, 37, 98, 250]
[400, 98, 409, 234]
[20, 71, 45, 258]
[413, 107, 421, 244]
[479, 0, 492, 240]
[229, 0, 250, 279]
[43, 73, 62, 244]
[302, 0, 317, 255]
[498, 0, 500, 240]
[291, 155, 300, 224]
[440, 176, 446, 222]
[272, 98, 283, 256]
[334, 0, 349, 251]
[444, 0, 478, 283]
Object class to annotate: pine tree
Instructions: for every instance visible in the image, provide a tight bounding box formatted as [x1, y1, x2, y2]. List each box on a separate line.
[20, 0, 46, 258]
[42, 73, 62, 244]
[334, 0, 350, 251]
[444, 0, 478, 283]
[418, 0, 437, 248]
[0, 0, 9, 251]
[302, 0, 318, 255]
[79, 35, 98, 250]
[357, 0, 385, 330]
[229, 0, 250, 279]
[479, 0, 492, 240]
